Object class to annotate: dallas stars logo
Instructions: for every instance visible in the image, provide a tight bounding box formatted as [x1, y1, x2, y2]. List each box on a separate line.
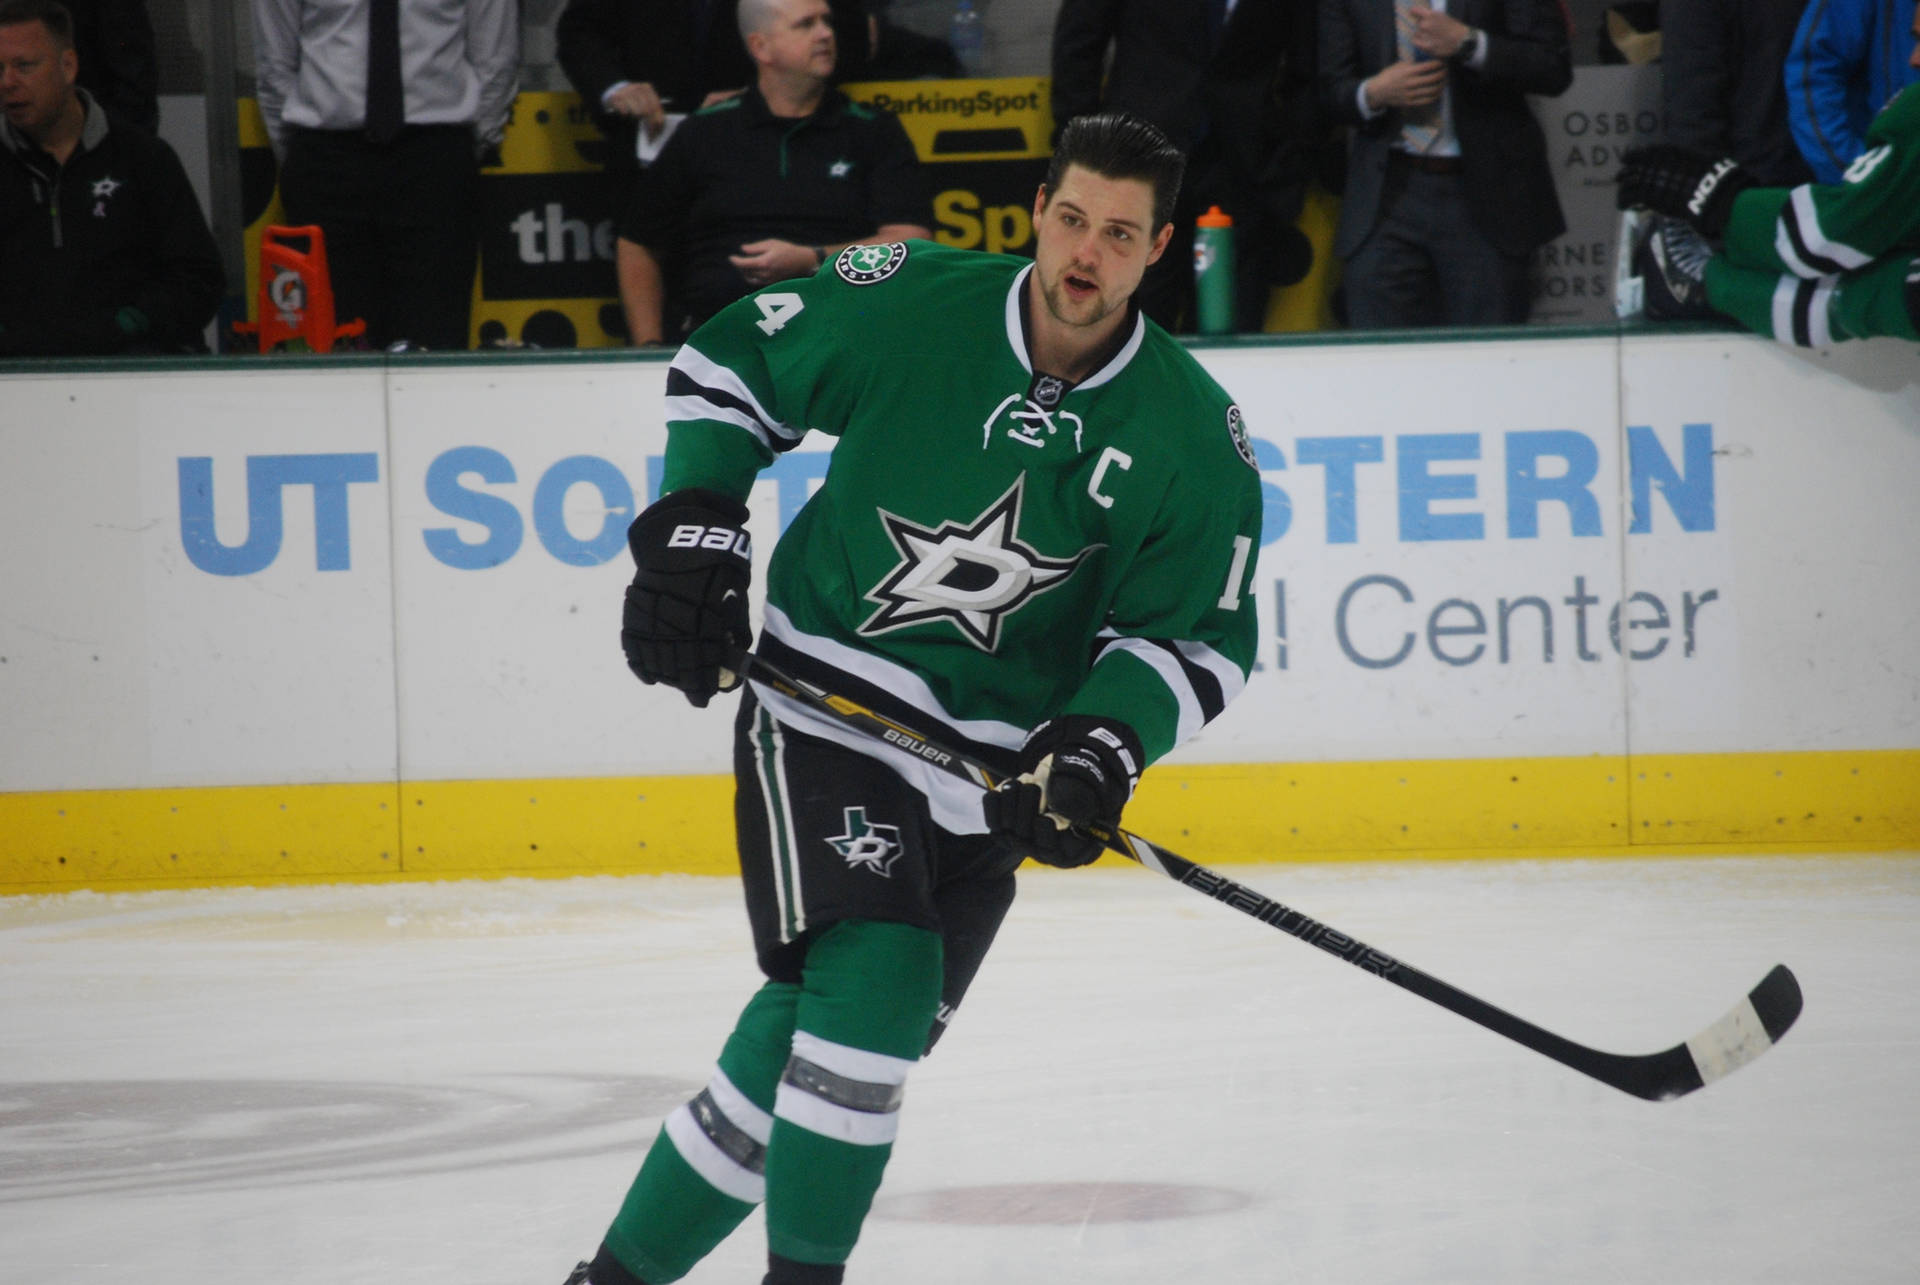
[826, 807, 904, 877]
[860, 475, 1098, 652]
[834, 242, 908, 285]
[91, 174, 120, 218]
[829, 158, 852, 179]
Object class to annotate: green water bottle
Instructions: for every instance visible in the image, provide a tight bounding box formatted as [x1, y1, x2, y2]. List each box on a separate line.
[1194, 205, 1235, 335]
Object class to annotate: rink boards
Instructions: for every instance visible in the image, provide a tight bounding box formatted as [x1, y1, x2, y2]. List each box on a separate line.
[1, 329, 1916, 890]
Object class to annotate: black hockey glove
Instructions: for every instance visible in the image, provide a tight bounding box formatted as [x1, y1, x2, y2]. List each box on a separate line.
[1616, 146, 1754, 238]
[620, 488, 752, 708]
[983, 715, 1143, 868]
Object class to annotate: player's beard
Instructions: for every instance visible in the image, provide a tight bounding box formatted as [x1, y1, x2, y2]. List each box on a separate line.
[1038, 263, 1124, 331]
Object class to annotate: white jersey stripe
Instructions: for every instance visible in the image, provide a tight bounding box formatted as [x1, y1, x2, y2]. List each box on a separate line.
[763, 604, 1026, 749]
[670, 342, 803, 442]
[664, 1102, 766, 1203]
[1174, 637, 1248, 709]
[750, 682, 990, 834]
[1094, 636, 1204, 746]
[1779, 186, 1874, 276]
[662, 393, 777, 450]
[1003, 265, 1033, 372]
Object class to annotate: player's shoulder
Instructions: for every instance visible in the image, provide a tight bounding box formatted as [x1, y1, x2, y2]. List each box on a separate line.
[1122, 321, 1259, 479]
[1126, 316, 1240, 420]
[818, 239, 1022, 295]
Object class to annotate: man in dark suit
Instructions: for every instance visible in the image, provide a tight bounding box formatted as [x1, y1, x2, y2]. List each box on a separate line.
[556, 0, 878, 174]
[1319, 0, 1570, 327]
[556, 0, 754, 174]
[1052, 0, 1323, 331]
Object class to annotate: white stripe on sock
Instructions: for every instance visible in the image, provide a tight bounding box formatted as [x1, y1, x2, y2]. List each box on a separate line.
[664, 1101, 765, 1204]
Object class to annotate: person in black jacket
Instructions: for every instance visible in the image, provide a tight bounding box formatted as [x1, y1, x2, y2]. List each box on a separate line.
[556, 0, 756, 174]
[1051, 0, 1322, 331]
[1319, 0, 1572, 327]
[613, 0, 931, 345]
[556, 0, 876, 175]
[0, 0, 222, 355]
[1660, 0, 1813, 187]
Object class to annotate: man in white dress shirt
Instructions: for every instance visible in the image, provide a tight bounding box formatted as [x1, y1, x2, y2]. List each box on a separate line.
[253, 0, 518, 349]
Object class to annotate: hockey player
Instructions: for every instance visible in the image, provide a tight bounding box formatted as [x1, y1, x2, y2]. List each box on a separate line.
[568, 112, 1264, 1285]
[1618, 27, 1920, 348]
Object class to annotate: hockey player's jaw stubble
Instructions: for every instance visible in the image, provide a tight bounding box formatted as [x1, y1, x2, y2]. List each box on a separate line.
[1028, 166, 1172, 377]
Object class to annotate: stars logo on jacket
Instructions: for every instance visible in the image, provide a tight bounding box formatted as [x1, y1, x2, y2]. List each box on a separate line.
[91, 174, 120, 217]
[826, 807, 904, 877]
[859, 475, 1100, 652]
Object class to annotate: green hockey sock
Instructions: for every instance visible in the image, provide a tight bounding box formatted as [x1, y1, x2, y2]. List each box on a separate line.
[1704, 258, 1789, 339]
[602, 982, 800, 1283]
[763, 919, 944, 1265]
[1707, 255, 1920, 347]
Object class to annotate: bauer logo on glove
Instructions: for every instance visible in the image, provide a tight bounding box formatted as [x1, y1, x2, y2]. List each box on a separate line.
[667, 523, 752, 557]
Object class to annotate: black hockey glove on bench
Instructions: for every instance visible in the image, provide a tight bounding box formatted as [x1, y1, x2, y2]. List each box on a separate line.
[620, 488, 752, 708]
[1616, 146, 1754, 238]
[984, 715, 1143, 868]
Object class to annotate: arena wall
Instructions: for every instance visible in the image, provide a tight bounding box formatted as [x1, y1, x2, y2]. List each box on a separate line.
[2, 328, 1916, 892]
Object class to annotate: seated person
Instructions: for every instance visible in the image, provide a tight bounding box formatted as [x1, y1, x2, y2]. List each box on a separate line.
[614, 0, 932, 345]
[1621, 68, 1920, 348]
[0, 0, 222, 356]
[558, 0, 882, 172]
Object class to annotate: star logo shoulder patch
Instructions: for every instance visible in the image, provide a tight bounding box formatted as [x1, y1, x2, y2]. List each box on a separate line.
[860, 475, 1100, 652]
[1226, 403, 1257, 470]
[826, 806, 905, 877]
[835, 241, 908, 285]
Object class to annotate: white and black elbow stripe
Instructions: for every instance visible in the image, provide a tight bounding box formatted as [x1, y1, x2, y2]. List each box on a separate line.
[665, 346, 804, 452]
[1092, 632, 1245, 743]
[1775, 187, 1872, 279]
[773, 1031, 914, 1147]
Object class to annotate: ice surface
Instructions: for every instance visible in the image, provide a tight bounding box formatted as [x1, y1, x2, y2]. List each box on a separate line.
[3, 856, 1916, 1283]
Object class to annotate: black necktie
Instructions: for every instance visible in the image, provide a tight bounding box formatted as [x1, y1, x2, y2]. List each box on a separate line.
[366, 0, 404, 143]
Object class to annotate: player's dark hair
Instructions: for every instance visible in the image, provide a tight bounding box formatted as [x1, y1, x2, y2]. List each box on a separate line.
[0, 0, 74, 48]
[1042, 112, 1186, 230]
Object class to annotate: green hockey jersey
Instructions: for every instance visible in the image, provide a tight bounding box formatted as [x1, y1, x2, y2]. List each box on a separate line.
[1725, 82, 1920, 280]
[659, 241, 1263, 831]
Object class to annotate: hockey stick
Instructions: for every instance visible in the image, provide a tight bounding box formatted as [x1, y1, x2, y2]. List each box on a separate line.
[738, 653, 1802, 1101]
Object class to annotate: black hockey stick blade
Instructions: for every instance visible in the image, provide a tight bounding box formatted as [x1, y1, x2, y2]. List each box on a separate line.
[737, 654, 1803, 1101]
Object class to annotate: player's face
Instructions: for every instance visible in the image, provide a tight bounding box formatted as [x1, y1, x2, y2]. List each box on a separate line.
[0, 21, 75, 139]
[755, 0, 837, 79]
[1031, 165, 1173, 332]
